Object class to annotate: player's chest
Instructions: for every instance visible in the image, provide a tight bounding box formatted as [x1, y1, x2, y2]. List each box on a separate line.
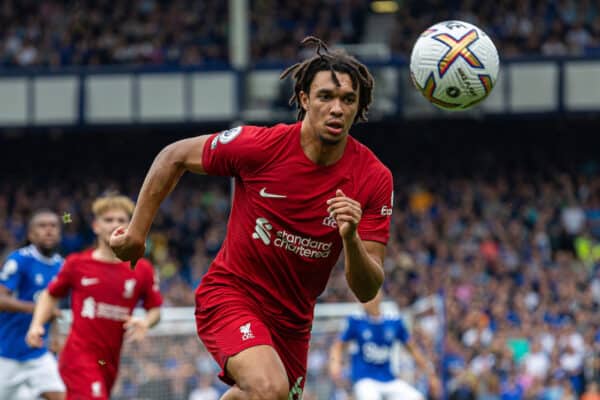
[359, 324, 397, 344]
[243, 161, 359, 231]
[22, 264, 56, 292]
[75, 267, 140, 303]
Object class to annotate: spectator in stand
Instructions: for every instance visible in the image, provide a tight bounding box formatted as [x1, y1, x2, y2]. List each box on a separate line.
[4, 0, 600, 68]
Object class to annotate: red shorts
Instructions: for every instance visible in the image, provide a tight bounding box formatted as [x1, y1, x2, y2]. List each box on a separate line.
[195, 291, 308, 397]
[59, 353, 117, 400]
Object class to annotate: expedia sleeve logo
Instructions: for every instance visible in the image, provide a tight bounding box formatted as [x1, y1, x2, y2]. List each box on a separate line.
[380, 191, 393, 216]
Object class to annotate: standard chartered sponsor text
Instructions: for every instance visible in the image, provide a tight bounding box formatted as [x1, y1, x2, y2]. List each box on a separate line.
[274, 229, 332, 258]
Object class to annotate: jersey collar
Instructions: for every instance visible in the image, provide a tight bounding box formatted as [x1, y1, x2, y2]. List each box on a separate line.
[28, 244, 61, 265]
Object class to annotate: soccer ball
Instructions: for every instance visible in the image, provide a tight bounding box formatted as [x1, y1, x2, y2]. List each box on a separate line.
[409, 20, 500, 111]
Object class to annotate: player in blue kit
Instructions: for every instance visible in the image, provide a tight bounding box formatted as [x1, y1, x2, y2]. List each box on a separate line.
[0, 210, 65, 400]
[329, 290, 441, 400]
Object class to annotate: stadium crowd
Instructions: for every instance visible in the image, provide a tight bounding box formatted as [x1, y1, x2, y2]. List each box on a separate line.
[4, 138, 600, 398]
[3, 0, 600, 69]
[389, 0, 600, 59]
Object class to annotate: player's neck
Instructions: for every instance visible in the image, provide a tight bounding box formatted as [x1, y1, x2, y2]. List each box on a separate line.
[300, 120, 347, 166]
[32, 244, 55, 258]
[92, 244, 123, 263]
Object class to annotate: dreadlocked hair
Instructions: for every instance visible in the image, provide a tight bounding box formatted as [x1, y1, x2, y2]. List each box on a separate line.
[280, 36, 374, 123]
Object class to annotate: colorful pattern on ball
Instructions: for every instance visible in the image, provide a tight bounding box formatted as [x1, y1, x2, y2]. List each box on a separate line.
[409, 20, 500, 111]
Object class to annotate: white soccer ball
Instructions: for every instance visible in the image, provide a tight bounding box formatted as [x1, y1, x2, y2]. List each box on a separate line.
[409, 20, 500, 111]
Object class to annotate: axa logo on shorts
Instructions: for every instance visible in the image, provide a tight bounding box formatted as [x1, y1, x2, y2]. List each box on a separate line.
[252, 217, 273, 245]
[252, 217, 333, 259]
[240, 322, 254, 341]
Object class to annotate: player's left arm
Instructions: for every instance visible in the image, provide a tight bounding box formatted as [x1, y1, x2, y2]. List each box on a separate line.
[329, 166, 393, 302]
[26, 290, 60, 348]
[405, 339, 435, 376]
[342, 234, 384, 303]
[329, 187, 387, 302]
[123, 307, 161, 342]
[405, 339, 442, 396]
[0, 256, 36, 314]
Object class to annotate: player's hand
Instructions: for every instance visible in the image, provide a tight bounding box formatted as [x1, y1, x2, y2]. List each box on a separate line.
[123, 317, 149, 343]
[51, 307, 62, 321]
[109, 226, 146, 269]
[25, 324, 45, 348]
[328, 361, 343, 383]
[428, 374, 443, 399]
[327, 189, 362, 240]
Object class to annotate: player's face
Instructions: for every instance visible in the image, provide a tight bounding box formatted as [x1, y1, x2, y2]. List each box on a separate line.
[300, 70, 359, 144]
[93, 209, 130, 245]
[28, 213, 61, 252]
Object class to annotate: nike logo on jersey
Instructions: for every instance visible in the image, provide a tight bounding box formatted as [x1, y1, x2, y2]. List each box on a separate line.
[259, 187, 287, 199]
[81, 277, 99, 286]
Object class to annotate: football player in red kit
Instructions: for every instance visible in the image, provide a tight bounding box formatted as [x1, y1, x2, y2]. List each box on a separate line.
[111, 37, 394, 400]
[27, 195, 162, 400]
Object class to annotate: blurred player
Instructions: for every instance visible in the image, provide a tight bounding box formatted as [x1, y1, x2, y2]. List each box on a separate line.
[0, 209, 65, 400]
[27, 195, 162, 400]
[329, 290, 441, 400]
[110, 37, 393, 400]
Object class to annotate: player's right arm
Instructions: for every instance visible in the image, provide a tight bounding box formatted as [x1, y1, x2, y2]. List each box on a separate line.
[0, 286, 35, 313]
[329, 316, 355, 382]
[26, 289, 59, 348]
[110, 135, 211, 266]
[0, 255, 35, 313]
[328, 339, 348, 382]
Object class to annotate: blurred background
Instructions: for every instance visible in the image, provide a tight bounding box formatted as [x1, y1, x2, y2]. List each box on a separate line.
[3, 0, 600, 399]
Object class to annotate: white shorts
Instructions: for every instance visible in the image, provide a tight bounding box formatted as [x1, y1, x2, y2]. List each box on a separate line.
[354, 377, 424, 400]
[0, 352, 66, 399]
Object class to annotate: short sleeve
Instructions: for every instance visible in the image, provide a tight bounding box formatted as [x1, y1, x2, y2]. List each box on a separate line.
[358, 167, 393, 244]
[0, 254, 22, 292]
[141, 262, 163, 310]
[202, 125, 273, 177]
[340, 317, 357, 342]
[396, 319, 410, 344]
[47, 257, 74, 298]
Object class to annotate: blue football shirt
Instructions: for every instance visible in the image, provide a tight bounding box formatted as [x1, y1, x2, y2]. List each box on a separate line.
[0, 245, 63, 360]
[340, 314, 410, 383]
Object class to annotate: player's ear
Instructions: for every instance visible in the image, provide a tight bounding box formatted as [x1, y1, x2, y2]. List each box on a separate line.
[299, 90, 309, 111]
[91, 219, 101, 235]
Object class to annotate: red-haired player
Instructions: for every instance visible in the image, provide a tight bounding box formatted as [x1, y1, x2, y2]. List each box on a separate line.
[27, 195, 162, 400]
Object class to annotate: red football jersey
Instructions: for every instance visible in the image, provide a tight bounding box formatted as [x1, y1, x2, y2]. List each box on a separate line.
[47, 251, 162, 368]
[197, 122, 393, 335]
